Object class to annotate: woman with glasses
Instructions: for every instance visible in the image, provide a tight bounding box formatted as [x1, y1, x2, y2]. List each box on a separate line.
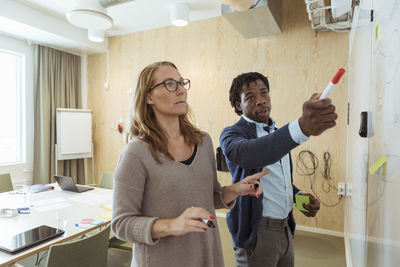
[111, 61, 266, 267]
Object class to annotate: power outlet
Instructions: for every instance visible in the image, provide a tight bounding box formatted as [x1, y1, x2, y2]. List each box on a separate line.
[338, 182, 346, 196]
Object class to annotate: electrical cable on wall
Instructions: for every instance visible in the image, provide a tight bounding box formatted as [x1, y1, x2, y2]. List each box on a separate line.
[296, 149, 319, 191]
[296, 148, 342, 207]
[321, 150, 338, 193]
[304, 0, 353, 32]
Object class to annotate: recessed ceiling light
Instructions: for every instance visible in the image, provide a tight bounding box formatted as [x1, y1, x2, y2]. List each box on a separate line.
[67, 9, 113, 30]
[66, 0, 113, 30]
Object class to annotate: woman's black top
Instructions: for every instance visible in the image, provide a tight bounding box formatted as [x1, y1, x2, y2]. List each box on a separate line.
[179, 144, 198, 165]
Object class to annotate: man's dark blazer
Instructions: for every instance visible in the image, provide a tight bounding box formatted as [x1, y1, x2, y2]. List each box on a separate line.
[219, 116, 301, 249]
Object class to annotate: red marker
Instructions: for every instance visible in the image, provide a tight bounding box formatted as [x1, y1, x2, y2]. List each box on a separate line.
[320, 68, 345, 99]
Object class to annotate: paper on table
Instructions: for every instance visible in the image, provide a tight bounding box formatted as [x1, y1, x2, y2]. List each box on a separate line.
[25, 184, 54, 194]
[68, 194, 112, 205]
[295, 195, 310, 212]
[33, 197, 67, 206]
[33, 202, 72, 213]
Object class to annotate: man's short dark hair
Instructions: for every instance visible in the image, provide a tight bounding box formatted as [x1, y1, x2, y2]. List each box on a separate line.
[229, 72, 270, 116]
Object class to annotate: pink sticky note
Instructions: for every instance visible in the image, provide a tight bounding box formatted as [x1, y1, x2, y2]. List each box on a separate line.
[81, 218, 94, 224]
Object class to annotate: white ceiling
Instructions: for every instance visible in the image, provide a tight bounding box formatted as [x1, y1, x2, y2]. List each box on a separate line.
[0, 0, 222, 54]
[18, 0, 222, 36]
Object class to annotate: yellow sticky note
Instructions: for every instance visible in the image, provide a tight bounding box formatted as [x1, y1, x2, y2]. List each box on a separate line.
[369, 155, 387, 174]
[100, 204, 112, 211]
[100, 213, 112, 221]
[295, 195, 310, 212]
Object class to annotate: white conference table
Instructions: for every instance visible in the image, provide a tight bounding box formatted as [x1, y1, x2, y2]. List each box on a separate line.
[0, 184, 113, 267]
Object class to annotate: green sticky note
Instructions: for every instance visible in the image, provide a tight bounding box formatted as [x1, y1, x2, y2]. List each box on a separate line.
[295, 195, 310, 212]
[100, 213, 112, 220]
[369, 155, 387, 174]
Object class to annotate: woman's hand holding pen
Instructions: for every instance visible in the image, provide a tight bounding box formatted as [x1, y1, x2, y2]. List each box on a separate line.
[168, 207, 215, 235]
[222, 169, 269, 204]
[152, 170, 269, 239]
[152, 207, 215, 239]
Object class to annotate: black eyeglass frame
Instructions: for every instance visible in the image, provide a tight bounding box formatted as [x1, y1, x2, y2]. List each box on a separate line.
[149, 79, 191, 92]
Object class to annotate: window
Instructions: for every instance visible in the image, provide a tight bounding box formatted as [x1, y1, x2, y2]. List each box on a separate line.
[0, 49, 25, 165]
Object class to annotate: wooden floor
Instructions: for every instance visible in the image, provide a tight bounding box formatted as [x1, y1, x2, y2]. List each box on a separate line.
[218, 216, 346, 267]
[107, 247, 131, 267]
[19, 223, 346, 266]
[294, 230, 346, 267]
[105, 229, 347, 267]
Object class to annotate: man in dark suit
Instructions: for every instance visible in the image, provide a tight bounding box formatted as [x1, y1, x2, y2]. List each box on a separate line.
[220, 72, 337, 267]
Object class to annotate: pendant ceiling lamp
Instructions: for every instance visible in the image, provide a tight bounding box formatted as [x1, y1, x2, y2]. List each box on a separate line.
[171, 3, 189, 27]
[88, 29, 105, 42]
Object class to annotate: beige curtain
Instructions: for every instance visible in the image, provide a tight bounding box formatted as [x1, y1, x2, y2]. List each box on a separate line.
[33, 45, 85, 184]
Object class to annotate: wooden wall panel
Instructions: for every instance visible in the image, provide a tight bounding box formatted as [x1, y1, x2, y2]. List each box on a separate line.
[87, 0, 348, 232]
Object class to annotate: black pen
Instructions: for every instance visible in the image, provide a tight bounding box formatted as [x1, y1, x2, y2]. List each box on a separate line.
[201, 218, 215, 228]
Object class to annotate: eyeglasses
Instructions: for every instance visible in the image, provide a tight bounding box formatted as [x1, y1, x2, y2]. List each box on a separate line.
[149, 79, 191, 92]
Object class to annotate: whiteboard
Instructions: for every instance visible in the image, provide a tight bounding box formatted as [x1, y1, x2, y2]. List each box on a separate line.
[56, 108, 93, 160]
[346, 1, 400, 266]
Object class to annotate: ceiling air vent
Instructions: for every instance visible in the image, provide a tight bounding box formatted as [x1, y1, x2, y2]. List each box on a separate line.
[98, 0, 135, 8]
[222, 0, 283, 39]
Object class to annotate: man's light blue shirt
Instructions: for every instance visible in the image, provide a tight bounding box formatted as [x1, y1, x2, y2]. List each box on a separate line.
[242, 115, 309, 219]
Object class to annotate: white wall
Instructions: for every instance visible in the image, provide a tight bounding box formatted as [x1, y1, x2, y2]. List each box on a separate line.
[0, 33, 90, 187]
[0, 34, 34, 186]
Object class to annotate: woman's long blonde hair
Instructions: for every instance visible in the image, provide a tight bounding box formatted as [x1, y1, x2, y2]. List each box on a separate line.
[126, 61, 205, 164]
